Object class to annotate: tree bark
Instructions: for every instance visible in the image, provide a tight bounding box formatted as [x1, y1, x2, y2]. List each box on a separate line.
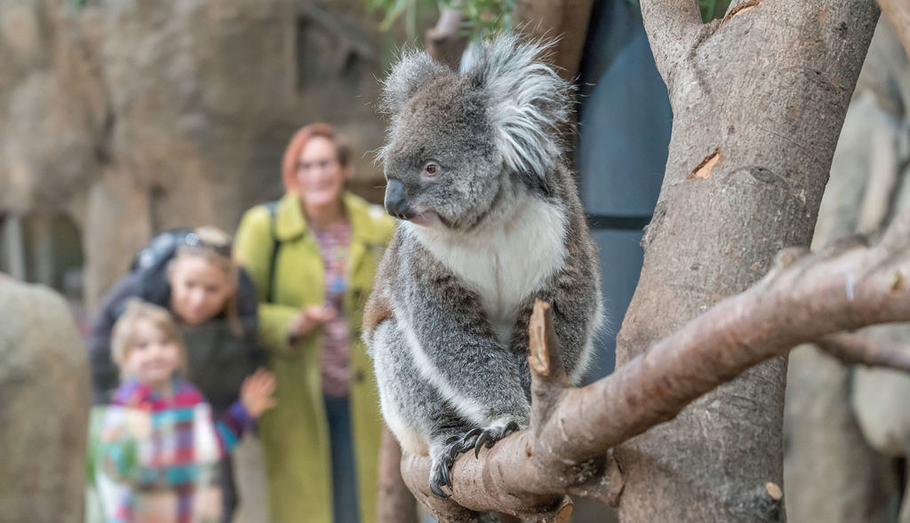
[377, 428, 419, 523]
[618, 1, 879, 522]
[513, 0, 594, 81]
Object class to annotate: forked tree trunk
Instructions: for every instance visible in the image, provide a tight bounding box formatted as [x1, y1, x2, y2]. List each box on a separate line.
[616, 1, 879, 522]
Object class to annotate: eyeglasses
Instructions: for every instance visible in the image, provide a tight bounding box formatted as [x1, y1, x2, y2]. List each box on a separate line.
[296, 158, 338, 173]
[183, 232, 232, 258]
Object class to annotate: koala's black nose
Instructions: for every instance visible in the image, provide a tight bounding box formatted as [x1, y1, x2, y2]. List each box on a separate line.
[384, 179, 414, 221]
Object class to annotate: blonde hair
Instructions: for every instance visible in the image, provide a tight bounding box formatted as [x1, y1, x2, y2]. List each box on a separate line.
[172, 226, 243, 336]
[111, 299, 187, 378]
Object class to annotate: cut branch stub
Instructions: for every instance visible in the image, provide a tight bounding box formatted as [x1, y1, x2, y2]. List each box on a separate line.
[687, 148, 721, 180]
[529, 300, 570, 432]
[528, 300, 552, 376]
[528, 300, 568, 381]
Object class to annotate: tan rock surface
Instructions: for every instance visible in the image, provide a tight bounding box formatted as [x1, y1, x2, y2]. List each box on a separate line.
[0, 277, 91, 523]
[0, 0, 391, 310]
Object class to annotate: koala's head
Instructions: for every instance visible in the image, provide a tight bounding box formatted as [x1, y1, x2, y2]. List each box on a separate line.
[378, 34, 572, 232]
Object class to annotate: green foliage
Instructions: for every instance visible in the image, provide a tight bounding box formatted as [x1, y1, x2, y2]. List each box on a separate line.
[367, 0, 514, 40]
[698, 0, 731, 22]
[625, 0, 731, 23]
[459, 0, 514, 37]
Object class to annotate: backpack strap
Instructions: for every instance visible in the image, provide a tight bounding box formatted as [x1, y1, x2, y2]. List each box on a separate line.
[129, 228, 189, 275]
[263, 200, 281, 303]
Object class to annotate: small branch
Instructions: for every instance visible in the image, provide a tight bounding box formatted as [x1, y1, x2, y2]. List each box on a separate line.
[816, 333, 910, 372]
[529, 301, 570, 432]
[377, 428, 418, 523]
[425, 9, 468, 70]
[639, 0, 704, 85]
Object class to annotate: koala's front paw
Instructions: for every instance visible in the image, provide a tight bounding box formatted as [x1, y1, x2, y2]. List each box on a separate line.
[429, 438, 463, 498]
[428, 421, 522, 498]
[461, 420, 521, 458]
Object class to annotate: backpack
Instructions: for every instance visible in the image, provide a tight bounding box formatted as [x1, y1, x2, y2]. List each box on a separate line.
[128, 228, 191, 276]
[129, 201, 283, 301]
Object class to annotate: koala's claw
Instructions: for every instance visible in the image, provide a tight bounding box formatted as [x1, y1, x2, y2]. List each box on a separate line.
[472, 420, 520, 458]
[460, 428, 483, 449]
[430, 452, 455, 498]
[429, 422, 522, 497]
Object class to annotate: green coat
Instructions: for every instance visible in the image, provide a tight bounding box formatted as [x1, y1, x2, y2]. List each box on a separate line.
[234, 192, 395, 523]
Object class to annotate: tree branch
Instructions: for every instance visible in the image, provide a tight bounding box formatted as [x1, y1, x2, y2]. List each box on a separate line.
[377, 428, 418, 523]
[395, 206, 910, 520]
[639, 0, 704, 86]
[425, 9, 468, 70]
[816, 332, 910, 372]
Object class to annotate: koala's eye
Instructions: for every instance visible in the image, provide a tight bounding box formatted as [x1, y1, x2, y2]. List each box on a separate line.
[423, 162, 440, 177]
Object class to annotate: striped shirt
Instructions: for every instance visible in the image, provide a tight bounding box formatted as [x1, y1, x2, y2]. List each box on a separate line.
[312, 219, 352, 398]
[97, 378, 253, 523]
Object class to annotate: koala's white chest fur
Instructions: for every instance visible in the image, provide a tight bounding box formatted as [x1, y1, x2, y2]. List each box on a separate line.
[407, 196, 568, 344]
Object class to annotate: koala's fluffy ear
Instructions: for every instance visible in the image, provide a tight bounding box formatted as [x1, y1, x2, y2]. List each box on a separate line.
[381, 49, 450, 115]
[468, 34, 573, 185]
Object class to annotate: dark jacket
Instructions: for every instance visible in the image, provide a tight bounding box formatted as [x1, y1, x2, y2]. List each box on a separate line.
[87, 262, 262, 414]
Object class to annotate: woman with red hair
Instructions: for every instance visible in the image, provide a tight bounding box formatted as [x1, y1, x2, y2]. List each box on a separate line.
[234, 123, 395, 523]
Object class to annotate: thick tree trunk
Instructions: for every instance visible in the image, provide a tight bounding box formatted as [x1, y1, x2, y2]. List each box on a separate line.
[617, 1, 879, 522]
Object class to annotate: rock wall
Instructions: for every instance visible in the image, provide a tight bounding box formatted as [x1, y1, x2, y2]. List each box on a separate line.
[0, 0, 393, 309]
[0, 276, 91, 523]
[784, 19, 910, 523]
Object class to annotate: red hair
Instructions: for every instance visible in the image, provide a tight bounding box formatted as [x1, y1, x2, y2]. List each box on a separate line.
[281, 123, 351, 193]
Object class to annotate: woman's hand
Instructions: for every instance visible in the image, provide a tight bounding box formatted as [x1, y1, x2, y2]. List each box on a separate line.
[240, 368, 278, 418]
[289, 305, 337, 338]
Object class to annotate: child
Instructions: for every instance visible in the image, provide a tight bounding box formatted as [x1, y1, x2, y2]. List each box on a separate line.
[96, 300, 276, 523]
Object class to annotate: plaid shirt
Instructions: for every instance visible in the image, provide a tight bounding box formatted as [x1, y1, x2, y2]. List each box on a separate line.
[97, 378, 253, 523]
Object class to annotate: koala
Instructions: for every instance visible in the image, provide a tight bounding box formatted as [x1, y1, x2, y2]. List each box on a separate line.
[363, 34, 604, 498]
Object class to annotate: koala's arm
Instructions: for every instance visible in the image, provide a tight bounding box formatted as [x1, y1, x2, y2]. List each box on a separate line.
[511, 226, 603, 385]
[392, 252, 531, 428]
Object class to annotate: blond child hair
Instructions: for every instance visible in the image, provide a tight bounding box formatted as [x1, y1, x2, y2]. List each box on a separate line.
[111, 299, 188, 379]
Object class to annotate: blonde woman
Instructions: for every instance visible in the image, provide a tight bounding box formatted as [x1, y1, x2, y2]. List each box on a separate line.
[88, 226, 262, 523]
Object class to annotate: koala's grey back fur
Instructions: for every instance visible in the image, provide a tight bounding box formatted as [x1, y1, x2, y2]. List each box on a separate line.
[363, 34, 603, 491]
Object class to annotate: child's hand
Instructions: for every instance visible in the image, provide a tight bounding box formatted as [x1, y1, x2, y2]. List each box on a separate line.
[240, 368, 277, 418]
